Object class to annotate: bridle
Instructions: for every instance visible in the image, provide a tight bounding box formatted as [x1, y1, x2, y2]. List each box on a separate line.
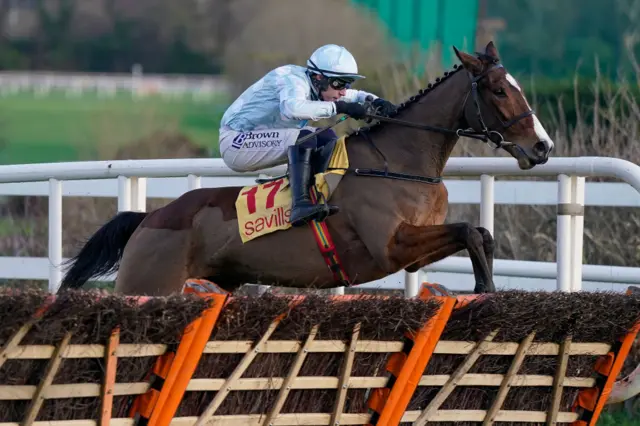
[462, 61, 535, 148]
[364, 61, 535, 150]
[339, 60, 536, 185]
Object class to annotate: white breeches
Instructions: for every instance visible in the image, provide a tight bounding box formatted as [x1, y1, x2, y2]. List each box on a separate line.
[219, 126, 317, 172]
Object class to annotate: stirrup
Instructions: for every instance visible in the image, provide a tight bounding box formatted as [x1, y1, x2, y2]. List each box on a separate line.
[291, 205, 329, 226]
[291, 201, 338, 226]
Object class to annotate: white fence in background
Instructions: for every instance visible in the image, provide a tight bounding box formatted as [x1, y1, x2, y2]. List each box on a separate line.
[0, 156, 639, 296]
[0, 70, 230, 100]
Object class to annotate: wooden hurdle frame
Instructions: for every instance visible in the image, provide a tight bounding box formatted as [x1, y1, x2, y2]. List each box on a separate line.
[0, 281, 637, 426]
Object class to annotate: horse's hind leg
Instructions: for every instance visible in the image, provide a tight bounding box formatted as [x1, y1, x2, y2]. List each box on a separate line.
[393, 222, 496, 294]
[114, 227, 192, 296]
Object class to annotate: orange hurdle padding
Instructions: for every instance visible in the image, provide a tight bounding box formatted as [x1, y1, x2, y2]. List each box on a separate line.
[570, 286, 640, 426]
[366, 282, 456, 426]
[149, 291, 229, 426]
[129, 281, 229, 426]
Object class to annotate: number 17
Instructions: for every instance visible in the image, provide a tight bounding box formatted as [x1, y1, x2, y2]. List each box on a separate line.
[241, 178, 285, 214]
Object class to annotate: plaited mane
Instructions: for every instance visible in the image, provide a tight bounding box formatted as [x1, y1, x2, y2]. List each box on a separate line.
[346, 63, 464, 136]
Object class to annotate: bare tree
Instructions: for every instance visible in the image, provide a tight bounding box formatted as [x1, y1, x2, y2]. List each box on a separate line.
[220, 0, 402, 94]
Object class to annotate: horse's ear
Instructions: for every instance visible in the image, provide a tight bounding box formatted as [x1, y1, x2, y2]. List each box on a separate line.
[453, 45, 482, 74]
[485, 41, 499, 60]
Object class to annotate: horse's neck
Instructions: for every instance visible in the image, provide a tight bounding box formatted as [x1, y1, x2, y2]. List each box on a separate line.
[347, 69, 469, 177]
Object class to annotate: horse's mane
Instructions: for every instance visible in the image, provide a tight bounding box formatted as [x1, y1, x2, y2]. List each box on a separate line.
[345, 63, 464, 138]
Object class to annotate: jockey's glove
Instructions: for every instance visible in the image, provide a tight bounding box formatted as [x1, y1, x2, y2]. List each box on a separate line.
[334, 101, 367, 120]
[372, 98, 398, 116]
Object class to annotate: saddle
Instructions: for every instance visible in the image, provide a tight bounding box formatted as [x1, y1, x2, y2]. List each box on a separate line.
[235, 135, 348, 244]
[234, 135, 351, 285]
[255, 137, 338, 185]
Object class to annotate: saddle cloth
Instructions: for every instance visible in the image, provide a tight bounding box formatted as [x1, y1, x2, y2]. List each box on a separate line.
[235, 136, 348, 243]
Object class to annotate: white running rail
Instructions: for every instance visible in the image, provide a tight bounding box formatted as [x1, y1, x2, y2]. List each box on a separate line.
[0, 156, 639, 296]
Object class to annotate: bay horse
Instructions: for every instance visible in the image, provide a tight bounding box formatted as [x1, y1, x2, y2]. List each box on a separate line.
[60, 42, 554, 296]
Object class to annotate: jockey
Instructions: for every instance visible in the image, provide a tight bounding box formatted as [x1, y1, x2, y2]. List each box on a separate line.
[218, 44, 397, 227]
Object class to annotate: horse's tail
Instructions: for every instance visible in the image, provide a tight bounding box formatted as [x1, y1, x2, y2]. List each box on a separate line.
[60, 211, 148, 289]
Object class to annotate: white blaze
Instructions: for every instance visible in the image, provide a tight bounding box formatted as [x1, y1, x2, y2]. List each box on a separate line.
[505, 73, 554, 149]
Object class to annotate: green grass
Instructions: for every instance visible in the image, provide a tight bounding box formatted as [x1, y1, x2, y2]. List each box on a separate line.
[0, 89, 229, 164]
[598, 411, 640, 425]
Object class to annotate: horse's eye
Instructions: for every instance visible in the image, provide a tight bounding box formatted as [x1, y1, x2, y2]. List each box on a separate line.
[493, 88, 507, 97]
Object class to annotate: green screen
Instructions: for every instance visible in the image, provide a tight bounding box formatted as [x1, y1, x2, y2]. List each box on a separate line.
[350, 0, 479, 67]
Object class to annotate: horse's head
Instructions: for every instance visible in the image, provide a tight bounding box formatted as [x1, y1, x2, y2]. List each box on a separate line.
[453, 41, 554, 170]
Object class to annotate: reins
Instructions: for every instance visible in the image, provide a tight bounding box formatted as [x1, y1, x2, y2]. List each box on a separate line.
[330, 61, 535, 185]
[361, 114, 486, 140]
[362, 63, 533, 149]
[259, 58, 535, 188]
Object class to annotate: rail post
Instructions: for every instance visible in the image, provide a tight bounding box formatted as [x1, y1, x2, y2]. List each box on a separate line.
[117, 175, 131, 212]
[187, 174, 201, 190]
[48, 178, 62, 293]
[556, 174, 585, 292]
[480, 174, 495, 235]
[131, 177, 147, 212]
[571, 176, 585, 291]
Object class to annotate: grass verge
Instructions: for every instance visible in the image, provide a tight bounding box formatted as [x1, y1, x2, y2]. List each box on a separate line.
[0, 89, 227, 164]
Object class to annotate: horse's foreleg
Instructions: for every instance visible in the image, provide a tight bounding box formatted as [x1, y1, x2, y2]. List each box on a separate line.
[390, 222, 495, 293]
[476, 226, 495, 288]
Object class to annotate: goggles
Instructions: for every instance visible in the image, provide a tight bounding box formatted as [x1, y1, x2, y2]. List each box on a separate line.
[328, 77, 353, 90]
[307, 59, 356, 91]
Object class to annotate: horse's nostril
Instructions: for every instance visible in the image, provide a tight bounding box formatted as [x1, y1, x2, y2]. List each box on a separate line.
[534, 141, 549, 156]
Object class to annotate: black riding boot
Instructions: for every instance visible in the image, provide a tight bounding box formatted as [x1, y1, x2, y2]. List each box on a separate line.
[288, 145, 339, 227]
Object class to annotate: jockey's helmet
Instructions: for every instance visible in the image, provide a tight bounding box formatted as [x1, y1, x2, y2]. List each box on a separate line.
[306, 44, 365, 92]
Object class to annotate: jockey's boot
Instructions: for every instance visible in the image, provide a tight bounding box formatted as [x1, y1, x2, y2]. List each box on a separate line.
[288, 144, 339, 227]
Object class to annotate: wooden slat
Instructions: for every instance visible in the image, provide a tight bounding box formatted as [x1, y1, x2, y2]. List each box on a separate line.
[546, 335, 572, 426]
[194, 318, 283, 426]
[166, 410, 579, 425]
[184, 373, 597, 393]
[0, 372, 595, 402]
[413, 329, 499, 426]
[1, 340, 610, 360]
[0, 383, 150, 400]
[4, 343, 166, 360]
[116, 344, 167, 357]
[331, 323, 361, 426]
[203, 340, 403, 354]
[417, 374, 594, 388]
[170, 413, 373, 425]
[434, 341, 609, 356]
[401, 410, 579, 423]
[204, 339, 610, 356]
[483, 332, 537, 425]
[22, 331, 73, 426]
[0, 420, 134, 426]
[261, 325, 319, 426]
[0, 320, 35, 370]
[100, 327, 120, 426]
[0, 410, 581, 426]
[185, 376, 385, 392]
